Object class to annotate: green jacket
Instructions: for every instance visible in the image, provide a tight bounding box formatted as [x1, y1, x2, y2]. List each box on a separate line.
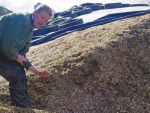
[0, 13, 33, 69]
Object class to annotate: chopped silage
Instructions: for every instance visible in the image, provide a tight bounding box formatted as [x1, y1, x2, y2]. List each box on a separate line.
[0, 13, 150, 112]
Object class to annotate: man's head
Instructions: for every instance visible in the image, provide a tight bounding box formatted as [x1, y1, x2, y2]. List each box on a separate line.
[33, 4, 54, 28]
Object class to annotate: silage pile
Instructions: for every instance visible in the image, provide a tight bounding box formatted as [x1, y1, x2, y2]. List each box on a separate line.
[0, 13, 150, 112]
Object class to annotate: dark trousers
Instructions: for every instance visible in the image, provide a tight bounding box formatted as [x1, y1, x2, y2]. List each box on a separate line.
[0, 49, 31, 108]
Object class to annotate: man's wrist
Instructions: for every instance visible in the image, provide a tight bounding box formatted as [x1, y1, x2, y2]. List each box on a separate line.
[28, 66, 38, 73]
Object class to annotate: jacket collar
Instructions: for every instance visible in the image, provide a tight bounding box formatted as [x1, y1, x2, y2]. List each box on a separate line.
[30, 14, 35, 28]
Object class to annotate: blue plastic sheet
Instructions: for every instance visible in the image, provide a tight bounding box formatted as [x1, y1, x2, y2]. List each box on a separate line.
[31, 4, 150, 46]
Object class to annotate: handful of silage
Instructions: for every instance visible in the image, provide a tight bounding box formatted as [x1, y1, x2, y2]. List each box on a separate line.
[38, 68, 49, 74]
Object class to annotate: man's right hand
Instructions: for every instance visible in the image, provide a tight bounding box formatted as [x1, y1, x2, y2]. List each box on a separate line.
[16, 54, 27, 66]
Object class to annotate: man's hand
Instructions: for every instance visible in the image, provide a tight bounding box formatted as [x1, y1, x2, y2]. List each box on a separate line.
[37, 70, 49, 78]
[16, 54, 27, 66]
[28, 66, 49, 78]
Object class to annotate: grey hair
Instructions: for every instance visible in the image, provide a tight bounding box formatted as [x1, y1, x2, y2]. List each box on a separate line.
[35, 4, 54, 18]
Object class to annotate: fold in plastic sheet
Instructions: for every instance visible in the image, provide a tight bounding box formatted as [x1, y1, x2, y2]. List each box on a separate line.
[31, 6, 150, 46]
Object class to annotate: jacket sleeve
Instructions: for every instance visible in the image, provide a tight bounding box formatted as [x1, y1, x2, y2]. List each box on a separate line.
[19, 38, 32, 70]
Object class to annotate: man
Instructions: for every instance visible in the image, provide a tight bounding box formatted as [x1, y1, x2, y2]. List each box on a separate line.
[0, 4, 54, 108]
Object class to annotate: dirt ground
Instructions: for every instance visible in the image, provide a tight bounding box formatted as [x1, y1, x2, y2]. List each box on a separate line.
[0, 13, 150, 113]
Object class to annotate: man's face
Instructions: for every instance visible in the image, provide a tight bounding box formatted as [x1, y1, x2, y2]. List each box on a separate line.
[33, 10, 51, 28]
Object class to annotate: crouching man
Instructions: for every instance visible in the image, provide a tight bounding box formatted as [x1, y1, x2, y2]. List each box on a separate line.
[0, 4, 54, 108]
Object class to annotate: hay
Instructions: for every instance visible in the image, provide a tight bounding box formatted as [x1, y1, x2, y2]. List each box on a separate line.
[0, 13, 150, 112]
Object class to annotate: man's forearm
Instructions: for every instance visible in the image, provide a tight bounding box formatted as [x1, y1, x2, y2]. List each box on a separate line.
[28, 66, 49, 78]
[28, 66, 38, 74]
